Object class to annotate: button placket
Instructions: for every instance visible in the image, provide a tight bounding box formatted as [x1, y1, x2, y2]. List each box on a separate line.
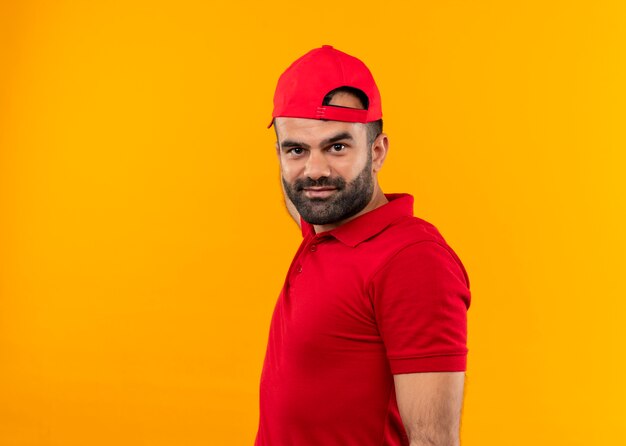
[293, 235, 326, 278]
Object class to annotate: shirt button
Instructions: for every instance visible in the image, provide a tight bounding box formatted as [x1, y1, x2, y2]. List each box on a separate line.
[310, 245, 317, 252]
[297, 265, 302, 273]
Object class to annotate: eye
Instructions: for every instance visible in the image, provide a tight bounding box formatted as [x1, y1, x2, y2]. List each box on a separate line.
[287, 147, 305, 156]
[330, 143, 346, 152]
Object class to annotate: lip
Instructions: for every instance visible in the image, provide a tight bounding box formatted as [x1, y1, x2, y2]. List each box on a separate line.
[303, 187, 337, 199]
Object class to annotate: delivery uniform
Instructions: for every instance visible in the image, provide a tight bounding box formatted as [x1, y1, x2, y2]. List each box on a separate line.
[255, 193, 471, 446]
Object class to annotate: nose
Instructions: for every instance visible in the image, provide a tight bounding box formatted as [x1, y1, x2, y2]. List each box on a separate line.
[303, 150, 331, 180]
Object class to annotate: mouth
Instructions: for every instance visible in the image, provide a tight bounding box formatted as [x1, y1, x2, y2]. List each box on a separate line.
[302, 187, 338, 199]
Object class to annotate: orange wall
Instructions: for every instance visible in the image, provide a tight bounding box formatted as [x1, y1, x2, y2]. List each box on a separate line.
[1, 1, 625, 444]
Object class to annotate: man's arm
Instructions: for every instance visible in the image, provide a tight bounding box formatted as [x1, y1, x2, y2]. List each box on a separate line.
[394, 371, 465, 446]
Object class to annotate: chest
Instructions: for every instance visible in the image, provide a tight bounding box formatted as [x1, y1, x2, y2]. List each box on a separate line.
[277, 236, 384, 355]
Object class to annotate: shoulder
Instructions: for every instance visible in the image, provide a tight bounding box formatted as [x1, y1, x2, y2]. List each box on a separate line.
[373, 216, 471, 289]
[388, 214, 448, 243]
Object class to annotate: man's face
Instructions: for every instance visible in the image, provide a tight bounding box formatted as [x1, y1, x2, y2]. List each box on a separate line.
[275, 117, 375, 226]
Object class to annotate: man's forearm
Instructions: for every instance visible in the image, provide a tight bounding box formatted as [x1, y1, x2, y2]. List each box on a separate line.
[407, 426, 459, 446]
[395, 372, 464, 446]
[410, 436, 459, 446]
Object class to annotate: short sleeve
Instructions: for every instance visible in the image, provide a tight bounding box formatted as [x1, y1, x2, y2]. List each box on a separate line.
[369, 241, 471, 374]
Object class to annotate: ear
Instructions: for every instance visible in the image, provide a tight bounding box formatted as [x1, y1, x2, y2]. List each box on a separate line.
[371, 133, 389, 173]
[275, 141, 281, 159]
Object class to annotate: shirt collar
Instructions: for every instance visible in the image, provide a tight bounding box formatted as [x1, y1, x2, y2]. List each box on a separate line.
[300, 193, 414, 247]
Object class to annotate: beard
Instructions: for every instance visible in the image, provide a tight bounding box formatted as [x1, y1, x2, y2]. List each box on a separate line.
[282, 154, 374, 226]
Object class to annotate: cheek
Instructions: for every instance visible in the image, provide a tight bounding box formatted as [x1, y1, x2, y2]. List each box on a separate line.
[279, 158, 301, 181]
[333, 155, 367, 179]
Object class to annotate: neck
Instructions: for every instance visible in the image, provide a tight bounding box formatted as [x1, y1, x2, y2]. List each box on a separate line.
[313, 184, 388, 234]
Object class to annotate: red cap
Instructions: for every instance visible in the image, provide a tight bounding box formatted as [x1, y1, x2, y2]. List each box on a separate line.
[269, 45, 382, 128]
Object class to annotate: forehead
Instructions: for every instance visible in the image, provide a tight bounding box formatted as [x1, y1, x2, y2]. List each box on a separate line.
[275, 117, 366, 145]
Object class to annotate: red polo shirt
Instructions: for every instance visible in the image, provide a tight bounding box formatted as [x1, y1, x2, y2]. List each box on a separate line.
[255, 193, 471, 446]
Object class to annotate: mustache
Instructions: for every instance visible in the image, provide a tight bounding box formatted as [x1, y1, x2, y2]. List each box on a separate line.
[294, 176, 347, 191]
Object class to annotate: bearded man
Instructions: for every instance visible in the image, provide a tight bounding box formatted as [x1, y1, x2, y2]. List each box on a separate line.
[255, 45, 472, 446]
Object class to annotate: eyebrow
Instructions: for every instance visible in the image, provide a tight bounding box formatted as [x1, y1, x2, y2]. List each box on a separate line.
[279, 131, 354, 150]
[280, 139, 310, 149]
[320, 132, 354, 146]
